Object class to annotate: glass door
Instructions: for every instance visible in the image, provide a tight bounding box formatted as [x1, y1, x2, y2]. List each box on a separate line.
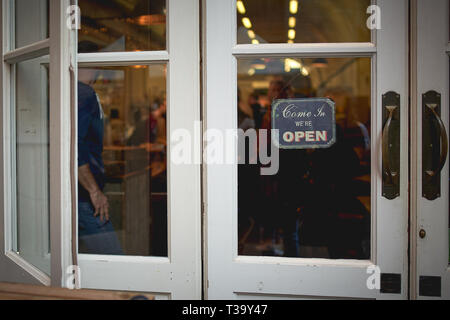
[413, 0, 450, 300]
[75, 0, 202, 299]
[206, 0, 409, 299]
[0, 0, 74, 286]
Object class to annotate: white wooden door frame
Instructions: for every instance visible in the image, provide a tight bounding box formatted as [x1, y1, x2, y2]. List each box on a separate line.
[0, 0, 202, 298]
[204, 0, 409, 300]
[0, 0, 73, 287]
[76, 0, 202, 300]
[412, 0, 450, 300]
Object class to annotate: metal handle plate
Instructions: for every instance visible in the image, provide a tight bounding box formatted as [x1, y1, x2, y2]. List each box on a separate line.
[422, 91, 448, 200]
[382, 92, 401, 200]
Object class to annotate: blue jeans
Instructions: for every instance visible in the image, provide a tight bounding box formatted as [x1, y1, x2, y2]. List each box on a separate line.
[78, 202, 123, 255]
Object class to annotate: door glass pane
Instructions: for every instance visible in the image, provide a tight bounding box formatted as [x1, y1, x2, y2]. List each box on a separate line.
[14, 0, 48, 49]
[14, 56, 50, 274]
[78, 0, 166, 53]
[78, 64, 167, 257]
[237, 57, 371, 259]
[237, 0, 371, 44]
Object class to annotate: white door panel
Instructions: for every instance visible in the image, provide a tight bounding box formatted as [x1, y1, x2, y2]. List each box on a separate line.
[206, 0, 409, 300]
[0, 0, 73, 286]
[76, 0, 201, 299]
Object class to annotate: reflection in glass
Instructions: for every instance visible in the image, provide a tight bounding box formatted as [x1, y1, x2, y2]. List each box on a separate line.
[237, 0, 371, 44]
[238, 57, 371, 259]
[78, 0, 166, 52]
[14, 56, 50, 274]
[15, 0, 48, 49]
[78, 65, 167, 257]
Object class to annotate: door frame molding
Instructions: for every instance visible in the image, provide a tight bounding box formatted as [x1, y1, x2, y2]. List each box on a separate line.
[409, 0, 418, 300]
[412, 0, 450, 300]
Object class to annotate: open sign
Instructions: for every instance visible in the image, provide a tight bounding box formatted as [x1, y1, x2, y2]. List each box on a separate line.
[271, 98, 336, 149]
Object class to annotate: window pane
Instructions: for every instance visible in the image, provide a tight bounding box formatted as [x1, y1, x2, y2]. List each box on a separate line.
[78, 0, 166, 53]
[237, 0, 371, 44]
[238, 57, 371, 259]
[78, 65, 167, 257]
[15, 0, 48, 49]
[14, 56, 50, 274]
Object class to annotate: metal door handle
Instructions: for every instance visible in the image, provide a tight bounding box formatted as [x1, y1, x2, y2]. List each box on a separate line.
[382, 105, 399, 184]
[425, 103, 448, 177]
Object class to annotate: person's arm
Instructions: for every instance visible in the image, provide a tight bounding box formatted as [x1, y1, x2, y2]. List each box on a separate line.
[78, 87, 109, 222]
[78, 164, 109, 222]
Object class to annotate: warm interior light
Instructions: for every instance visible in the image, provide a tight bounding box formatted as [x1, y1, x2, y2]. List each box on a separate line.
[253, 64, 265, 70]
[301, 67, 309, 76]
[287, 39, 294, 44]
[284, 58, 302, 72]
[247, 30, 255, 39]
[289, 0, 298, 14]
[134, 14, 166, 26]
[288, 29, 296, 40]
[237, 1, 246, 14]
[251, 59, 266, 70]
[242, 17, 252, 29]
[248, 68, 255, 76]
[252, 81, 270, 89]
[284, 61, 291, 73]
[289, 17, 296, 28]
[252, 39, 259, 44]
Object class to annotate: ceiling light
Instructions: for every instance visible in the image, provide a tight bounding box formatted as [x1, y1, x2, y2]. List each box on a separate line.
[289, 17, 296, 28]
[247, 30, 255, 39]
[237, 1, 246, 14]
[251, 58, 265, 69]
[248, 68, 255, 76]
[290, 1, 298, 14]
[134, 14, 166, 26]
[252, 39, 259, 44]
[301, 67, 309, 76]
[288, 29, 296, 40]
[252, 81, 270, 89]
[242, 17, 252, 29]
[285, 58, 302, 72]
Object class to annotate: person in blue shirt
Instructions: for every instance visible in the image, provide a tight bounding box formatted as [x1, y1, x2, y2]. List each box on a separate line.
[78, 75, 123, 255]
